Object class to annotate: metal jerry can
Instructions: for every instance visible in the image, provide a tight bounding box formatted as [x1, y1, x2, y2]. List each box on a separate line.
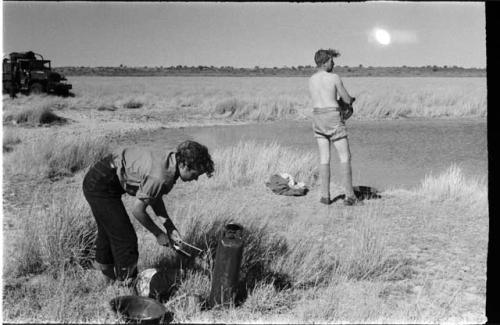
[209, 223, 244, 308]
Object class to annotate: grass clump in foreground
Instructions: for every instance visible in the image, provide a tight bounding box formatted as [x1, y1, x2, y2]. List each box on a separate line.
[11, 188, 97, 277]
[4, 133, 110, 179]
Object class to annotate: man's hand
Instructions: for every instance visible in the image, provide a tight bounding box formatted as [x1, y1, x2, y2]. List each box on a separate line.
[156, 233, 170, 246]
[168, 229, 182, 247]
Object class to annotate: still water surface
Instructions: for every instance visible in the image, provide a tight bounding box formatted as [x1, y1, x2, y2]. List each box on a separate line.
[119, 119, 487, 190]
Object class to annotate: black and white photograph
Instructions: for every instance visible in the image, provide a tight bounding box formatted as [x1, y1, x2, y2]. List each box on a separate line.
[2, 2, 487, 323]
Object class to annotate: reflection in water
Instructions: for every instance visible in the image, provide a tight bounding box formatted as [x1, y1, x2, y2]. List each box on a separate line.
[114, 119, 486, 190]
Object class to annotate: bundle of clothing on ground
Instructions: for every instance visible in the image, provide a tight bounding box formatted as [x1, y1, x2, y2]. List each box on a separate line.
[265, 173, 308, 196]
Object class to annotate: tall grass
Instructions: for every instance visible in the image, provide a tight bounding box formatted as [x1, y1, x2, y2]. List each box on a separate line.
[4, 133, 110, 179]
[61, 76, 486, 120]
[13, 188, 96, 277]
[414, 164, 487, 210]
[5, 77, 483, 123]
[208, 141, 317, 189]
[3, 104, 65, 126]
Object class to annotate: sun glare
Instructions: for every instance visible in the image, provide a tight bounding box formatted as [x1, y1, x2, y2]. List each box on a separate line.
[374, 28, 391, 45]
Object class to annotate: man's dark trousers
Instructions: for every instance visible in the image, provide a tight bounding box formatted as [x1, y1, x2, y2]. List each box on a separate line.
[83, 156, 138, 281]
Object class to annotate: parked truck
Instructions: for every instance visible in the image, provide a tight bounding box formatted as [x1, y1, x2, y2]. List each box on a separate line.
[3, 51, 72, 97]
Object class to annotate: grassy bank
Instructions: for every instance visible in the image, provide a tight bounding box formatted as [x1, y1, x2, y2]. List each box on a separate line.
[3, 139, 487, 323]
[2, 77, 486, 126]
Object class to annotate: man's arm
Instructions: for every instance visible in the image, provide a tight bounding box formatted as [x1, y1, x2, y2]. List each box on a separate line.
[150, 198, 176, 233]
[150, 198, 182, 246]
[332, 74, 354, 104]
[131, 198, 165, 238]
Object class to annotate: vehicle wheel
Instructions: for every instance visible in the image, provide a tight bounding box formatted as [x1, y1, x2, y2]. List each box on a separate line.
[29, 83, 44, 95]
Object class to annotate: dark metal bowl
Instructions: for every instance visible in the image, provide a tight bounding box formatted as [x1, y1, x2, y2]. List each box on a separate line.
[110, 295, 171, 324]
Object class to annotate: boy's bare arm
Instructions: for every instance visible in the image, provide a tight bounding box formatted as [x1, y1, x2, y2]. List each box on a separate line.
[332, 74, 354, 104]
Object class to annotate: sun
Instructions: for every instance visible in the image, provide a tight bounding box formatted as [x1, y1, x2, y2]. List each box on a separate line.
[374, 28, 392, 45]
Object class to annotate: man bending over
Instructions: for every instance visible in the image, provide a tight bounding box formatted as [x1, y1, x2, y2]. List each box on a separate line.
[83, 140, 214, 284]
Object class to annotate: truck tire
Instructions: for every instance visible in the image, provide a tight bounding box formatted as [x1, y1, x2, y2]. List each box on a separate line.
[30, 83, 44, 94]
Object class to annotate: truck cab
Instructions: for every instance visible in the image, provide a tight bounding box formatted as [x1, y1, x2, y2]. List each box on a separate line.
[3, 51, 72, 96]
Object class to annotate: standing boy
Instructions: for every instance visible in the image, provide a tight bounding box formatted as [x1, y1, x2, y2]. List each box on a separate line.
[83, 140, 214, 283]
[308, 48, 359, 205]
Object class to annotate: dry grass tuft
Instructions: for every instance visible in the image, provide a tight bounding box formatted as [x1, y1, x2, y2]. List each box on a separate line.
[5, 133, 110, 179]
[242, 281, 294, 314]
[3, 129, 22, 152]
[3, 105, 66, 126]
[415, 164, 487, 210]
[13, 188, 97, 277]
[208, 141, 317, 189]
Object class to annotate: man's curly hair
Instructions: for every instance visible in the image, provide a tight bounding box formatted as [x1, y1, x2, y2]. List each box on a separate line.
[314, 48, 341, 67]
[176, 140, 214, 177]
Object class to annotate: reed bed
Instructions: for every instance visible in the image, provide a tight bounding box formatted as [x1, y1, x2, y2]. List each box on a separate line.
[3, 76, 486, 122]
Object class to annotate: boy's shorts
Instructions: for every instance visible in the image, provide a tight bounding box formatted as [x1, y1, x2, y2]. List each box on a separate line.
[312, 107, 348, 141]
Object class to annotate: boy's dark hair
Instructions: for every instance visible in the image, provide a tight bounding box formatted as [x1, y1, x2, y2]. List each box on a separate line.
[314, 49, 340, 67]
[176, 140, 214, 177]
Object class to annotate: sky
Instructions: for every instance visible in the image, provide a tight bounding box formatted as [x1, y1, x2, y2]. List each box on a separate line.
[1, 2, 486, 68]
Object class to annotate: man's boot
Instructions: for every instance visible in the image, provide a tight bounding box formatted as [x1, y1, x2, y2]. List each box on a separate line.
[93, 261, 116, 284]
[116, 262, 138, 287]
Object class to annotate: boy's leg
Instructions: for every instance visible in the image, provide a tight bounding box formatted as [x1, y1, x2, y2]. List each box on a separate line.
[316, 136, 332, 203]
[333, 137, 356, 199]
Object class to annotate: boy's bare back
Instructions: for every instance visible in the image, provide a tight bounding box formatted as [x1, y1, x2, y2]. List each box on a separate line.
[309, 71, 352, 109]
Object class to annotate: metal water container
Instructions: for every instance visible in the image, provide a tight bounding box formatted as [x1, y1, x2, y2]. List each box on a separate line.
[209, 223, 244, 308]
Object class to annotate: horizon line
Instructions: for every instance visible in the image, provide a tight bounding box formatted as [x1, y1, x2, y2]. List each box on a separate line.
[53, 65, 486, 70]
